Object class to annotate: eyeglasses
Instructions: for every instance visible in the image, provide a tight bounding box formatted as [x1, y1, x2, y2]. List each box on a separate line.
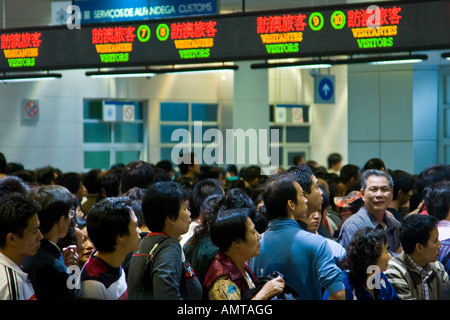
[69, 210, 76, 218]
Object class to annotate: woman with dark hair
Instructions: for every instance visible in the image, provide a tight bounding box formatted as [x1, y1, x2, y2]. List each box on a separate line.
[184, 188, 255, 284]
[127, 181, 202, 300]
[203, 208, 285, 300]
[323, 227, 399, 300]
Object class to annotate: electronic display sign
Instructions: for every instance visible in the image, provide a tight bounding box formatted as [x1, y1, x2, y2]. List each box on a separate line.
[0, 0, 449, 73]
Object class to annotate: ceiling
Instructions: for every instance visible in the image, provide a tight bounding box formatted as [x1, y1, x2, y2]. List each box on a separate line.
[0, 0, 391, 28]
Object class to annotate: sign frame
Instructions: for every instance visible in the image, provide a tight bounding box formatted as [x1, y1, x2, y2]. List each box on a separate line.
[0, 0, 449, 73]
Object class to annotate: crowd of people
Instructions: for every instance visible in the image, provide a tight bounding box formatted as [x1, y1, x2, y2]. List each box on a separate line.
[0, 150, 449, 301]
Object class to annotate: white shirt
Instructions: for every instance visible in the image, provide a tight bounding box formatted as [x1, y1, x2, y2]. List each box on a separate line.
[437, 220, 450, 242]
[0, 252, 36, 300]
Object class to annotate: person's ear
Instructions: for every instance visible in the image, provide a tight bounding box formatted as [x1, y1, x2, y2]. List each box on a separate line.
[115, 234, 123, 248]
[6, 233, 16, 246]
[415, 242, 424, 253]
[231, 238, 243, 248]
[57, 214, 67, 228]
[287, 199, 295, 211]
[165, 216, 175, 226]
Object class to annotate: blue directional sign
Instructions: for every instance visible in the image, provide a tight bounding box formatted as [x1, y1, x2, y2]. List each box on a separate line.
[314, 75, 335, 104]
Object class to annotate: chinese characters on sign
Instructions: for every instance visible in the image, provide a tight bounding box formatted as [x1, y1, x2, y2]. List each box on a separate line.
[92, 26, 136, 63]
[256, 14, 307, 54]
[1, 32, 42, 67]
[348, 6, 402, 49]
[171, 20, 217, 59]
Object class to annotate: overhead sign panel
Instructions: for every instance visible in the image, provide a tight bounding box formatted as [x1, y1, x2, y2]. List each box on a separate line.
[74, 0, 218, 23]
[0, 0, 449, 73]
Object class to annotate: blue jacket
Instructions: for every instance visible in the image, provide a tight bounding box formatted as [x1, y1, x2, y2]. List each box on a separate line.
[250, 218, 344, 300]
[322, 270, 400, 300]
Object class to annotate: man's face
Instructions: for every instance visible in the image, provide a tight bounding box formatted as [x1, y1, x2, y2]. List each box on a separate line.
[292, 181, 308, 220]
[362, 175, 393, 214]
[122, 211, 141, 254]
[15, 214, 43, 258]
[305, 175, 323, 215]
[420, 227, 441, 264]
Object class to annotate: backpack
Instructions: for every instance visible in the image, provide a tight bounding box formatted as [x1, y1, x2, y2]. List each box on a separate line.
[128, 235, 171, 300]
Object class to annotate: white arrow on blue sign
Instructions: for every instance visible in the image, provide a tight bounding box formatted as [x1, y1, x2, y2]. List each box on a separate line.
[314, 75, 335, 104]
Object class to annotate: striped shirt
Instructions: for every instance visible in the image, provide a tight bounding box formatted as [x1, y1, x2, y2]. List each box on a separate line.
[404, 254, 433, 300]
[385, 251, 450, 300]
[0, 253, 36, 300]
[76, 253, 127, 300]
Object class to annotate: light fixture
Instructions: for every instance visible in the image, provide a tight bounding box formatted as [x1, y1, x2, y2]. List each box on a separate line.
[251, 60, 333, 69]
[85, 69, 157, 78]
[335, 54, 428, 65]
[0, 72, 62, 83]
[158, 64, 239, 74]
[85, 64, 238, 78]
[442, 52, 450, 61]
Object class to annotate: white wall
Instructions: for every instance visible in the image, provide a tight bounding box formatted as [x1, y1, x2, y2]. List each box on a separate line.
[347, 62, 439, 174]
[0, 65, 349, 173]
[0, 69, 225, 172]
[268, 65, 348, 168]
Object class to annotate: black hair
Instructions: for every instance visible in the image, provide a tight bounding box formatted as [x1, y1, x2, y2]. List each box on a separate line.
[0, 152, 6, 174]
[424, 180, 450, 221]
[120, 160, 155, 195]
[292, 154, 305, 166]
[34, 165, 57, 185]
[262, 173, 299, 220]
[217, 188, 255, 213]
[192, 178, 224, 220]
[156, 160, 174, 174]
[339, 164, 360, 184]
[0, 175, 30, 196]
[142, 181, 189, 232]
[153, 167, 171, 183]
[178, 152, 197, 175]
[243, 166, 261, 184]
[286, 165, 313, 193]
[226, 164, 238, 176]
[327, 153, 342, 169]
[55, 172, 82, 195]
[5, 162, 24, 174]
[86, 197, 134, 253]
[416, 164, 450, 201]
[101, 168, 123, 197]
[0, 193, 40, 247]
[210, 208, 255, 252]
[363, 158, 386, 171]
[321, 187, 330, 212]
[122, 187, 144, 227]
[82, 168, 101, 194]
[391, 170, 415, 200]
[31, 185, 73, 234]
[400, 214, 438, 254]
[340, 227, 387, 287]
[187, 194, 223, 247]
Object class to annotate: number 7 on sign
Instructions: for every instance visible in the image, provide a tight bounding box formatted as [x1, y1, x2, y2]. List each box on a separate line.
[137, 25, 151, 42]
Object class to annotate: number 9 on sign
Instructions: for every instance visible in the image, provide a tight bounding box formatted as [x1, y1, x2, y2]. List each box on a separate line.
[309, 12, 324, 31]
